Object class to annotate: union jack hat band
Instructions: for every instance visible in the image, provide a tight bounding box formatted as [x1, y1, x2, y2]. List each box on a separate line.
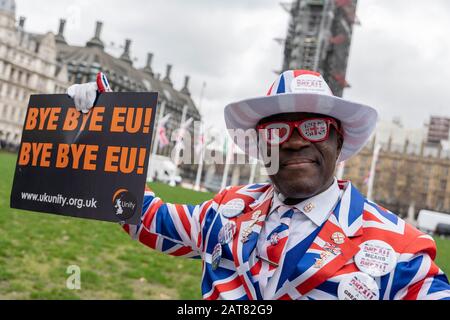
[224, 70, 378, 162]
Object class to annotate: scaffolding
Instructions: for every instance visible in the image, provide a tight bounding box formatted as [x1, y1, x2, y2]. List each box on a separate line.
[279, 0, 358, 97]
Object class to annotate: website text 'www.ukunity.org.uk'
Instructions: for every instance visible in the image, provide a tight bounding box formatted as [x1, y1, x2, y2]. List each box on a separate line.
[20, 192, 98, 209]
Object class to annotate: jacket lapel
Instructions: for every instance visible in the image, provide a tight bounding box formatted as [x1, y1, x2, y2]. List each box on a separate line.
[230, 187, 273, 300]
[274, 181, 365, 299]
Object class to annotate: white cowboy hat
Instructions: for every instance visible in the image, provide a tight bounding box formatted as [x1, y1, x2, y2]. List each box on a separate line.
[224, 70, 378, 162]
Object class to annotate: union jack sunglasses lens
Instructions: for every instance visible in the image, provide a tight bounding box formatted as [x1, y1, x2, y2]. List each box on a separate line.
[299, 119, 328, 141]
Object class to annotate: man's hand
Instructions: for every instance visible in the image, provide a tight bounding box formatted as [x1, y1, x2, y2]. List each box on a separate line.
[67, 82, 98, 114]
[67, 72, 112, 114]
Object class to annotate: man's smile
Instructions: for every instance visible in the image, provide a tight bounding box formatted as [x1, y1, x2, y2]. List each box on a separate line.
[281, 157, 318, 169]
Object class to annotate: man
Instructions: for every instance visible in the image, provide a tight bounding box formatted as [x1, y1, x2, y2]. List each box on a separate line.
[68, 70, 450, 300]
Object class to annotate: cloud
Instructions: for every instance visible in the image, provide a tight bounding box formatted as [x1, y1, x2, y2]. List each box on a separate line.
[16, 0, 450, 134]
[16, 0, 286, 133]
[345, 0, 450, 128]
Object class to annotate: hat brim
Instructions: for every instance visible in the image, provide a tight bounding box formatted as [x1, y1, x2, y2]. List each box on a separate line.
[224, 93, 378, 162]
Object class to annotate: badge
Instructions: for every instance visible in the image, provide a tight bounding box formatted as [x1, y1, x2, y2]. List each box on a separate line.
[324, 242, 342, 256]
[337, 272, 380, 300]
[331, 232, 345, 245]
[303, 202, 315, 213]
[314, 251, 333, 268]
[211, 243, 222, 270]
[269, 233, 280, 246]
[220, 199, 245, 218]
[218, 222, 236, 245]
[320, 251, 331, 259]
[314, 257, 324, 268]
[354, 240, 397, 277]
[251, 210, 262, 220]
[241, 228, 252, 243]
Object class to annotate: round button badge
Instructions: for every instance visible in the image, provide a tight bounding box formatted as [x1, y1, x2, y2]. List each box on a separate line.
[331, 232, 345, 245]
[337, 272, 380, 300]
[354, 240, 397, 277]
[220, 199, 245, 218]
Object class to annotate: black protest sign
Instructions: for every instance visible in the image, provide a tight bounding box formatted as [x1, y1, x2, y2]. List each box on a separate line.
[10, 92, 158, 224]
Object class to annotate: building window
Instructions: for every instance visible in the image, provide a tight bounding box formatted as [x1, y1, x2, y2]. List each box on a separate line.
[423, 178, 429, 191]
[440, 179, 447, 191]
[443, 166, 449, 177]
[3, 105, 8, 119]
[17, 109, 24, 122]
[10, 107, 15, 121]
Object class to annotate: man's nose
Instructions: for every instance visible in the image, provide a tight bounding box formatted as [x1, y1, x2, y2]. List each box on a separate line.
[281, 128, 311, 149]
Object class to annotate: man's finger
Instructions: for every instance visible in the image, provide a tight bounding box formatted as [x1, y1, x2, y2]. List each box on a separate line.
[74, 93, 83, 112]
[67, 84, 77, 98]
[86, 85, 97, 109]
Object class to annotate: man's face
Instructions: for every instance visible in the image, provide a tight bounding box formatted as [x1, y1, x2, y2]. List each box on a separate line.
[258, 112, 343, 202]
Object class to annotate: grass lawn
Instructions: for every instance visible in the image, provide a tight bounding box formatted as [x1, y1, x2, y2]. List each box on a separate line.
[0, 151, 214, 299]
[1, 150, 450, 299]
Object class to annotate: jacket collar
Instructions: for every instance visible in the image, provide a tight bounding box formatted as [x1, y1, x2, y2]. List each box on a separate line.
[230, 180, 366, 299]
[273, 180, 366, 299]
[270, 178, 341, 227]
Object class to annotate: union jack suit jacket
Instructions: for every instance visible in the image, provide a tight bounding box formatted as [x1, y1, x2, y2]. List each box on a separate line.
[122, 180, 450, 300]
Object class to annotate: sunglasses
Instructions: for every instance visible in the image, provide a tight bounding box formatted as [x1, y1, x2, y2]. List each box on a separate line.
[256, 117, 343, 145]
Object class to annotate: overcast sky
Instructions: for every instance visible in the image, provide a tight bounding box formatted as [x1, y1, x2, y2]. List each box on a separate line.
[15, 0, 450, 133]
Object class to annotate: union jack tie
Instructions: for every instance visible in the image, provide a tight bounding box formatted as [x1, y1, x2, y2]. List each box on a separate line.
[265, 208, 295, 268]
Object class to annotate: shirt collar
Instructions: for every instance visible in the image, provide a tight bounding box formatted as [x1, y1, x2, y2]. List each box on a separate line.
[271, 178, 341, 227]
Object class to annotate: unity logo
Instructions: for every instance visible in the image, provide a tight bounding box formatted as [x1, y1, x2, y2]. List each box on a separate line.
[112, 188, 137, 220]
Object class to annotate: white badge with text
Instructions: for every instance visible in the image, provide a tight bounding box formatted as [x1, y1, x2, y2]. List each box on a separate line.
[220, 199, 245, 218]
[337, 272, 380, 300]
[355, 240, 397, 277]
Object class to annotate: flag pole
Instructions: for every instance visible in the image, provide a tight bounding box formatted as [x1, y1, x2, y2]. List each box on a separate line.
[194, 122, 205, 191]
[221, 135, 231, 190]
[169, 105, 188, 187]
[148, 100, 166, 182]
[193, 82, 207, 191]
[367, 141, 381, 201]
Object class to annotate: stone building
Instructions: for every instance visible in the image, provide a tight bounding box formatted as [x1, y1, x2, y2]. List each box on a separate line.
[0, 0, 69, 150]
[0, 2, 203, 183]
[343, 136, 450, 217]
[54, 19, 201, 154]
[54, 19, 201, 182]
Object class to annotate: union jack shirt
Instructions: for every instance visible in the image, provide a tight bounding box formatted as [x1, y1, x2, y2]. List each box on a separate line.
[122, 180, 450, 300]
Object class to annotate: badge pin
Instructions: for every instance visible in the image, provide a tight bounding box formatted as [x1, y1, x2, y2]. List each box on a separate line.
[354, 240, 397, 277]
[241, 229, 252, 243]
[337, 272, 380, 300]
[314, 257, 324, 268]
[251, 210, 262, 220]
[257, 255, 279, 268]
[320, 251, 331, 259]
[324, 242, 342, 256]
[331, 232, 345, 245]
[269, 233, 280, 246]
[220, 199, 245, 218]
[303, 202, 315, 213]
[211, 243, 222, 271]
[218, 222, 236, 245]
